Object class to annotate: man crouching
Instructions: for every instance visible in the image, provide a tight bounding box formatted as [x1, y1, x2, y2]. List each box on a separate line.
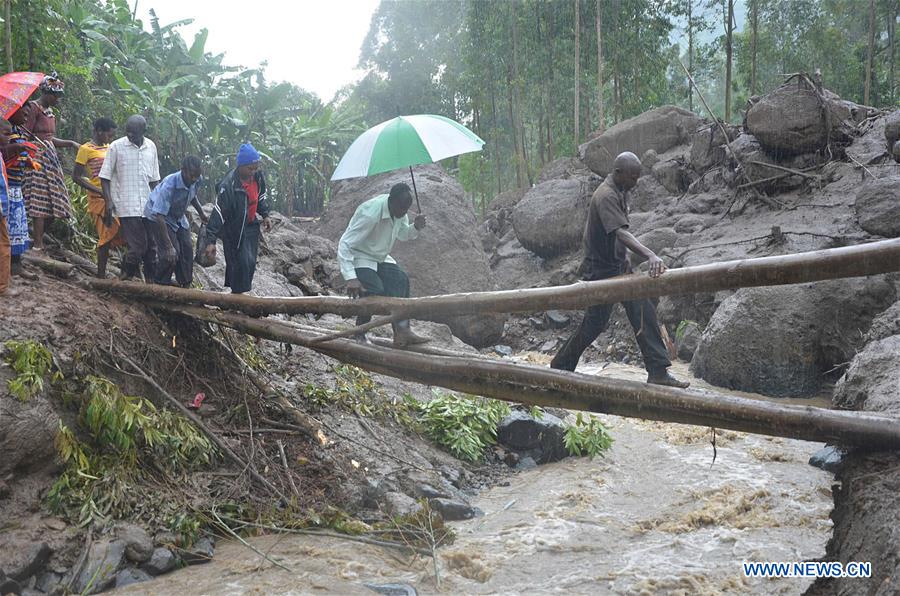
[338, 183, 429, 347]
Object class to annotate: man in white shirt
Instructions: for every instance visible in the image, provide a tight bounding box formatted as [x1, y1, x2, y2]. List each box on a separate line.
[338, 183, 428, 346]
[99, 115, 161, 281]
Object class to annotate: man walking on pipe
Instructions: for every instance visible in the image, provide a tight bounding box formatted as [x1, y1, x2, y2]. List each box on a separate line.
[551, 151, 690, 388]
[338, 182, 429, 347]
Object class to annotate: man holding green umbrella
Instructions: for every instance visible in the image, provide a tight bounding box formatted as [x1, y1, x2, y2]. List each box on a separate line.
[338, 182, 429, 346]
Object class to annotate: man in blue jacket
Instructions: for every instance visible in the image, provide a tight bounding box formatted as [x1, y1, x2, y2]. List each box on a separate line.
[143, 155, 206, 287]
[205, 143, 271, 294]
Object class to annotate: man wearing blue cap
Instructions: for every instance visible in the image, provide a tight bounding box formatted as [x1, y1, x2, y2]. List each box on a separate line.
[205, 143, 271, 293]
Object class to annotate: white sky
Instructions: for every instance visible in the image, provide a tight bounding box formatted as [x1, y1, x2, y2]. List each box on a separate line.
[138, 0, 381, 101]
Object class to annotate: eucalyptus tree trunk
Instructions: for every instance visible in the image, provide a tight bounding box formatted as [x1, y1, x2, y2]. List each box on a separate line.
[574, 0, 581, 147]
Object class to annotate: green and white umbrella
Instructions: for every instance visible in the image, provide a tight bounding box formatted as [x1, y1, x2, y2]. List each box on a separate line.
[331, 114, 485, 210]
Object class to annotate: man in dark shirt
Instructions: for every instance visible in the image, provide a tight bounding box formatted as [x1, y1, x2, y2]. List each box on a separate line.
[551, 151, 689, 388]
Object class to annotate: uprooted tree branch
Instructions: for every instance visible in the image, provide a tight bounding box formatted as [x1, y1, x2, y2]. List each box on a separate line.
[80, 238, 900, 450]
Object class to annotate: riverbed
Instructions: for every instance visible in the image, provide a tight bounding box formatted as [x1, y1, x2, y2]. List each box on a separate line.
[118, 362, 834, 595]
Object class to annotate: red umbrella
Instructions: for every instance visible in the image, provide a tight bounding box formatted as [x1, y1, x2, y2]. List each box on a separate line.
[0, 71, 44, 120]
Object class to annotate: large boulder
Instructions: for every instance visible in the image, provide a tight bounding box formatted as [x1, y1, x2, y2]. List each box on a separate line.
[812, 336, 900, 596]
[855, 176, 900, 237]
[745, 79, 855, 157]
[318, 164, 505, 347]
[833, 335, 900, 414]
[866, 300, 900, 342]
[578, 106, 702, 176]
[885, 109, 900, 150]
[536, 156, 593, 183]
[511, 176, 599, 258]
[0, 388, 60, 479]
[691, 277, 896, 397]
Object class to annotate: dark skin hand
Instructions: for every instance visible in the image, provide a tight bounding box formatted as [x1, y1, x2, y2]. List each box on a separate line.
[616, 228, 666, 278]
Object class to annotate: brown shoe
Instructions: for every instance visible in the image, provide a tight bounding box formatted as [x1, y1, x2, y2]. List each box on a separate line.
[647, 371, 690, 389]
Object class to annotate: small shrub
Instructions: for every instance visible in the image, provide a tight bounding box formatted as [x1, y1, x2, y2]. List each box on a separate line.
[48, 375, 216, 526]
[563, 412, 614, 458]
[4, 339, 62, 401]
[416, 391, 510, 462]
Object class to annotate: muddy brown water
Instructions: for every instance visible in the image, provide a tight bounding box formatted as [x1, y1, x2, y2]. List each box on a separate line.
[118, 361, 833, 595]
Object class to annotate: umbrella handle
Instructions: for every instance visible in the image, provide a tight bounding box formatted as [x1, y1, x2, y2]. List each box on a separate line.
[409, 166, 422, 213]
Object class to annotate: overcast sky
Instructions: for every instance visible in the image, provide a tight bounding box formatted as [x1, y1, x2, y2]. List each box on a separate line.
[138, 0, 380, 101]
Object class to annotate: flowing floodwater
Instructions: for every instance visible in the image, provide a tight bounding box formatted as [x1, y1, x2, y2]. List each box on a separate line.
[118, 362, 834, 596]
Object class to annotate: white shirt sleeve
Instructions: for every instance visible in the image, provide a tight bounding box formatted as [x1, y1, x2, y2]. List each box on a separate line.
[99, 141, 116, 181]
[150, 142, 161, 182]
[337, 206, 376, 281]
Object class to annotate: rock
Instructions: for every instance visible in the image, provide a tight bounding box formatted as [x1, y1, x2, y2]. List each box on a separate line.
[153, 531, 177, 548]
[579, 106, 702, 176]
[115, 523, 154, 564]
[673, 214, 709, 235]
[846, 115, 888, 165]
[675, 321, 702, 362]
[428, 498, 483, 521]
[729, 134, 817, 192]
[536, 156, 592, 183]
[381, 492, 423, 518]
[493, 345, 513, 357]
[497, 411, 568, 463]
[628, 176, 669, 214]
[546, 311, 571, 329]
[813, 336, 900, 596]
[855, 176, 900, 237]
[641, 149, 660, 171]
[745, 79, 855, 157]
[809, 445, 846, 473]
[6, 542, 51, 582]
[74, 540, 126, 594]
[487, 188, 527, 213]
[885, 109, 900, 150]
[833, 336, 900, 414]
[652, 159, 690, 194]
[866, 301, 900, 342]
[0, 576, 21, 596]
[0, 392, 61, 479]
[364, 582, 418, 596]
[632, 228, 679, 266]
[511, 177, 598, 258]
[539, 339, 559, 353]
[319, 164, 505, 347]
[141, 547, 177, 576]
[35, 571, 63, 594]
[690, 123, 739, 172]
[181, 537, 215, 566]
[527, 316, 546, 330]
[516, 456, 538, 470]
[414, 483, 451, 500]
[691, 278, 896, 396]
[438, 465, 464, 488]
[114, 568, 153, 589]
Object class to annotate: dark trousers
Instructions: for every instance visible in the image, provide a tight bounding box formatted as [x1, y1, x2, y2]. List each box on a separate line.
[551, 297, 672, 374]
[152, 225, 193, 287]
[355, 262, 410, 326]
[119, 217, 157, 280]
[223, 222, 260, 294]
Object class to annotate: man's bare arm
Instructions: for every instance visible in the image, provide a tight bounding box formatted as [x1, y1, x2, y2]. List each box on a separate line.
[615, 228, 666, 278]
